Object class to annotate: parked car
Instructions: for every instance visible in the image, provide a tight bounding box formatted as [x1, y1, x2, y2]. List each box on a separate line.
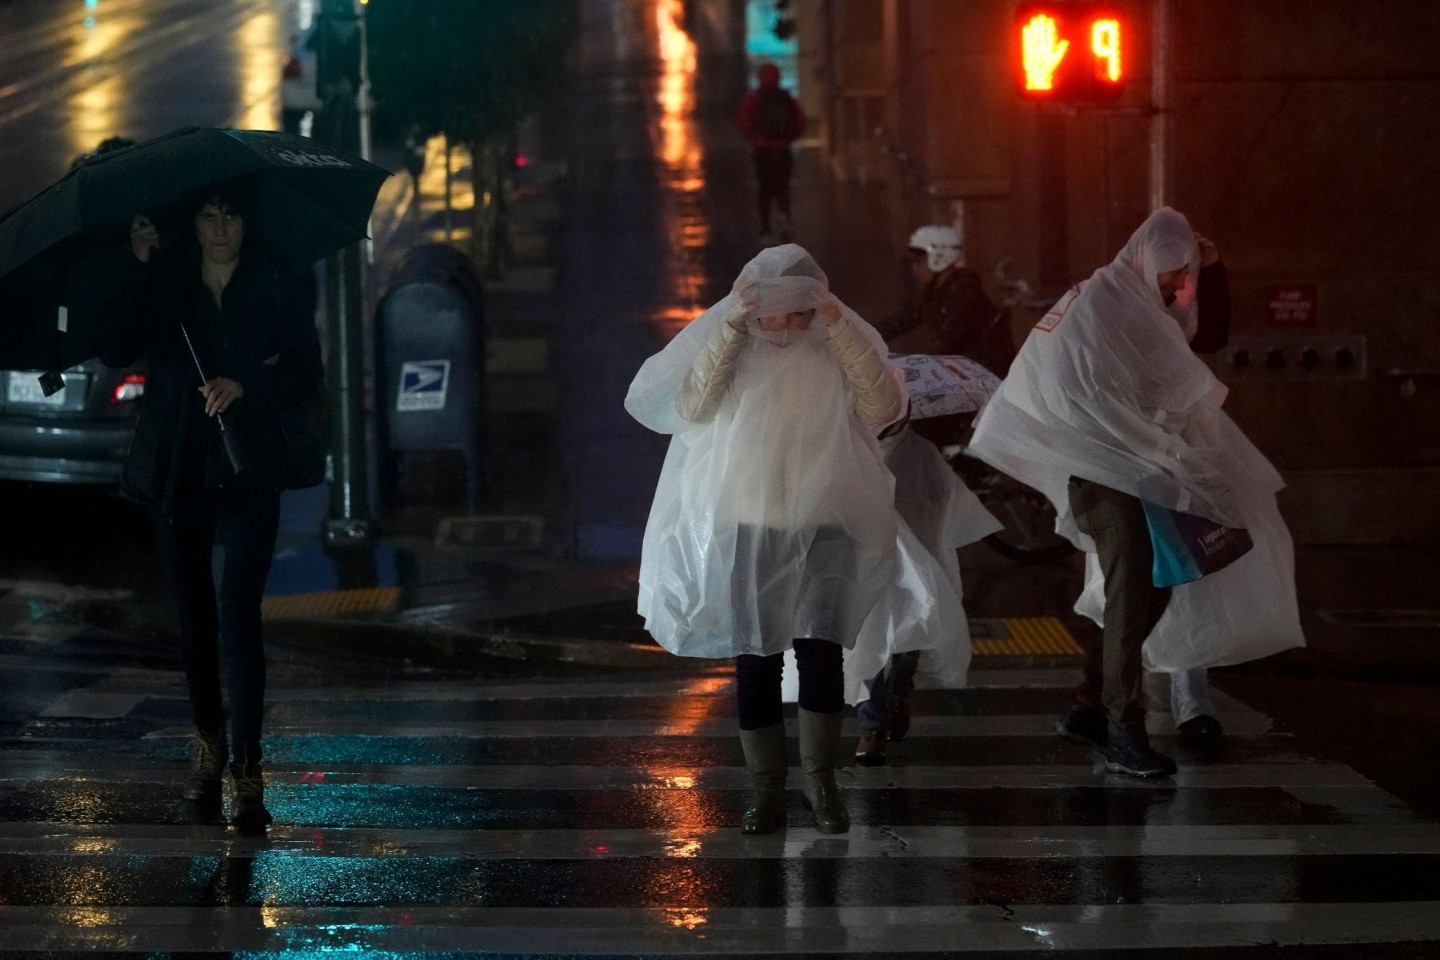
[0, 360, 145, 485]
[281, 25, 322, 134]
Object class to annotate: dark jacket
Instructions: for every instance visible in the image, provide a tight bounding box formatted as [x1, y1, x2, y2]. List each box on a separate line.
[881, 267, 1015, 377]
[737, 82, 807, 150]
[1191, 261, 1230, 355]
[99, 241, 323, 513]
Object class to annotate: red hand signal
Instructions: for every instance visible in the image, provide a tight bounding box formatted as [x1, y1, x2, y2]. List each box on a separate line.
[1022, 14, 1069, 92]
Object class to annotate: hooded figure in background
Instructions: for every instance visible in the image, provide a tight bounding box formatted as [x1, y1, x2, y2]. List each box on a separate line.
[736, 62, 806, 242]
[969, 208, 1304, 778]
[626, 244, 905, 835]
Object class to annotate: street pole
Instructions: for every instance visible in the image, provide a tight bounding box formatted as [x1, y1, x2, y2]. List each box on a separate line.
[1148, 0, 1172, 212]
[317, 0, 374, 554]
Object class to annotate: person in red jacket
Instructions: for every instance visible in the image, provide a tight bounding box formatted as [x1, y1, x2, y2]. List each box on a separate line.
[736, 62, 806, 242]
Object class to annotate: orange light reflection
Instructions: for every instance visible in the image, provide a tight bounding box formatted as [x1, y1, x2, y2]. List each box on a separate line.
[236, 10, 283, 130]
[64, 7, 139, 159]
[636, 673, 729, 921]
[649, 0, 708, 337]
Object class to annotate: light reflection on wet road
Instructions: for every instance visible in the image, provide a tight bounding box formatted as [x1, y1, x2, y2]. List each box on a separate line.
[0, 0, 303, 206]
[5, 616, 1440, 953]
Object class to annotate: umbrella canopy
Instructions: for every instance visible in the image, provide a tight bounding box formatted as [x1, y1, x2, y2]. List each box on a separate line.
[0, 127, 390, 371]
[889, 352, 1003, 419]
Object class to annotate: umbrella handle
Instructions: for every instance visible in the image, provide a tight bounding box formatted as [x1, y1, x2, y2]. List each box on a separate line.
[177, 318, 250, 476]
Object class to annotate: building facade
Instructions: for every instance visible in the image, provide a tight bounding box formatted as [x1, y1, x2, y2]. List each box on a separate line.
[800, 0, 1440, 543]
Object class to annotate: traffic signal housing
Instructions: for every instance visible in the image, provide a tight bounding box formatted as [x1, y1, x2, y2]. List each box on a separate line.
[316, 0, 363, 102]
[1014, 2, 1128, 103]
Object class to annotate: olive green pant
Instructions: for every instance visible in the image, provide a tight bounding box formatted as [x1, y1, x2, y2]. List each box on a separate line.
[1068, 478, 1171, 735]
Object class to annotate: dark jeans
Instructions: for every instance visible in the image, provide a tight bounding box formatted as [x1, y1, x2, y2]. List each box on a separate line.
[858, 650, 921, 734]
[752, 147, 793, 232]
[1067, 478, 1171, 735]
[735, 637, 844, 730]
[152, 486, 281, 765]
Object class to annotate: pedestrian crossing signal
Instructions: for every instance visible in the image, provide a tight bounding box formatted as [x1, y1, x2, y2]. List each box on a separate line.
[1015, 3, 1127, 102]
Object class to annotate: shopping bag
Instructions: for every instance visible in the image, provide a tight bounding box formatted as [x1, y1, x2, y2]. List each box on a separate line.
[1141, 501, 1254, 588]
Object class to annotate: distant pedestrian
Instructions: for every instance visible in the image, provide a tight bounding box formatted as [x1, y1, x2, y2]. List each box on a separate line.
[850, 423, 998, 766]
[99, 184, 324, 830]
[969, 208, 1304, 778]
[69, 135, 136, 170]
[736, 62, 806, 244]
[853, 225, 1012, 765]
[626, 245, 905, 834]
[880, 225, 1015, 378]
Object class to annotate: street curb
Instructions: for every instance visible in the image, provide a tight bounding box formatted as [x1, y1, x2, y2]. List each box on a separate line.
[265, 615, 692, 672]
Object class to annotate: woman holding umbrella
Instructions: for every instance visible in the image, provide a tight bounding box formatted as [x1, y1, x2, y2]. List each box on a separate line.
[100, 183, 324, 830]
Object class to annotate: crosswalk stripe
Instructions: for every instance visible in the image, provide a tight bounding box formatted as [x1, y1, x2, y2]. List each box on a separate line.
[4, 822, 1438, 859]
[140, 712, 1276, 739]
[3, 902, 1439, 953]
[0, 761, 1373, 790]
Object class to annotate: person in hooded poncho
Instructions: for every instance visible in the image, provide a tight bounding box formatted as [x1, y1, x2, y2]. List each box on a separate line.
[625, 245, 905, 834]
[968, 208, 1304, 779]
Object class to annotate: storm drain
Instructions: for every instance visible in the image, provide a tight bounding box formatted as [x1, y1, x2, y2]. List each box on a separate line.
[261, 587, 402, 620]
[971, 617, 1084, 656]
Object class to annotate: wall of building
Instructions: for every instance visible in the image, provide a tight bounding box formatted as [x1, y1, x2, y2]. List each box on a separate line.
[805, 0, 1440, 542]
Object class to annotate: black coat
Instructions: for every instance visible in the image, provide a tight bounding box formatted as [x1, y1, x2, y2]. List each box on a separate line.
[881, 267, 1015, 377]
[99, 242, 323, 513]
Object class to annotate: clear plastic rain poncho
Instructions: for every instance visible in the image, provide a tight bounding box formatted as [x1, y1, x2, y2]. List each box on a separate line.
[968, 208, 1304, 671]
[625, 245, 905, 659]
[785, 425, 1003, 703]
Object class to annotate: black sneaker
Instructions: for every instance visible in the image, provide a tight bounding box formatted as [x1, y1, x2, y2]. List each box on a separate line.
[1056, 704, 1108, 749]
[1177, 714, 1224, 742]
[1104, 732, 1177, 778]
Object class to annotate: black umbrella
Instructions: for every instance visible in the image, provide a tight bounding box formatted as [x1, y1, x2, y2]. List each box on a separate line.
[0, 126, 390, 372]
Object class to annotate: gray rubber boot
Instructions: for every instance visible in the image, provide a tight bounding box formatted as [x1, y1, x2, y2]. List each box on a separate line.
[798, 708, 849, 834]
[739, 723, 789, 834]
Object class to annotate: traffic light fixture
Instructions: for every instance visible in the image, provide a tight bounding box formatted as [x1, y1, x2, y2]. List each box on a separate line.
[1014, 2, 1128, 103]
[316, 0, 363, 103]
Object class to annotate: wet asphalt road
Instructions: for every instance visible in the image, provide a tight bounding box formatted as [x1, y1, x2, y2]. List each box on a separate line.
[3, 0, 1440, 955]
[5, 618, 1440, 955]
[0, 0, 301, 208]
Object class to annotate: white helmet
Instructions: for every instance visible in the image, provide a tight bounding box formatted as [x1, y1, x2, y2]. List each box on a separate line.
[908, 224, 964, 273]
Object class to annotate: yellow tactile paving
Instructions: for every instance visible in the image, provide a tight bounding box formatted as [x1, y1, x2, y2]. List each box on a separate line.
[261, 587, 402, 621]
[972, 617, 1084, 656]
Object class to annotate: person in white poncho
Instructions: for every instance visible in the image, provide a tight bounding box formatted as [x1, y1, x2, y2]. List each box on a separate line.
[968, 208, 1304, 779]
[625, 245, 905, 835]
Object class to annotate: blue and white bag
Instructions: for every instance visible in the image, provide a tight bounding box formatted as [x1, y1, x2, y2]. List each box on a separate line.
[1142, 501, 1254, 588]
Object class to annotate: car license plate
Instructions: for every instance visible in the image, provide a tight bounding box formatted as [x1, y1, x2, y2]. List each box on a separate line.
[5, 372, 86, 409]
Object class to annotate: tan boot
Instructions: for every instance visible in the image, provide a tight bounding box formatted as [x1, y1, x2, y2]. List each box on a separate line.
[739, 723, 788, 834]
[230, 762, 273, 831]
[798, 709, 849, 834]
[854, 729, 887, 767]
[182, 730, 227, 802]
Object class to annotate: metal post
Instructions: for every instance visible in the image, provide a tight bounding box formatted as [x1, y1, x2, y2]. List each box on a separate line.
[1148, 0, 1172, 211]
[316, 0, 374, 549]
[324, 230, 373, 548]
[1036, 110, 1068, 295]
